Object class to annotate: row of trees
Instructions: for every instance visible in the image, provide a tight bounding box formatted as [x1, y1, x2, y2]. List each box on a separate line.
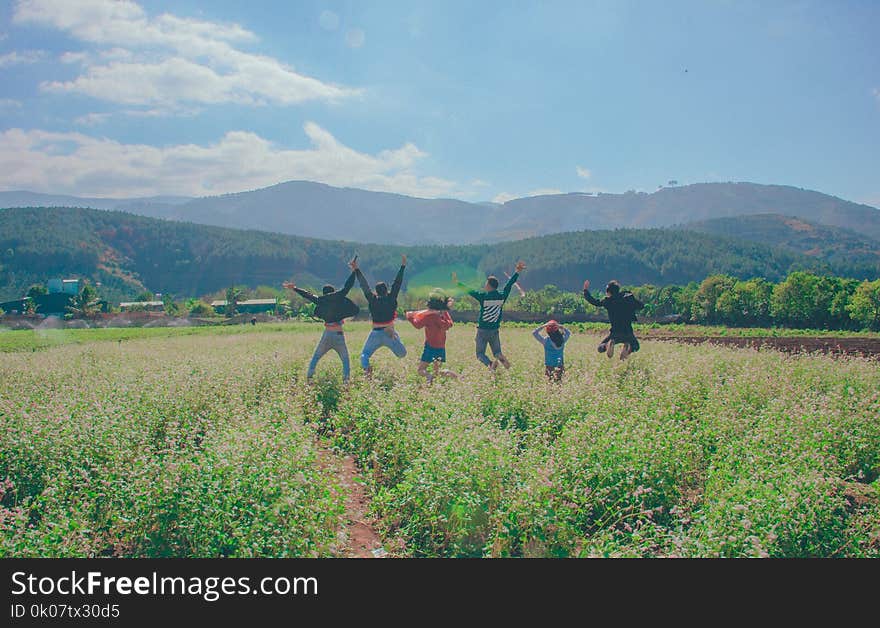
[633, 272, 880, 331]
[13, 272, 880, 332]
[284, 271, 880, 331]
[497, 272, 879, 331]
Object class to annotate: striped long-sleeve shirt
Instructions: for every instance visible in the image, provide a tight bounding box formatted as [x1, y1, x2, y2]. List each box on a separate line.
[457, 272, 518, 330]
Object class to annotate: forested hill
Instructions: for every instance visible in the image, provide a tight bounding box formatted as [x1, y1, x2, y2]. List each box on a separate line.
[679, 214, 880, 279]
[0, 206, 861, 302]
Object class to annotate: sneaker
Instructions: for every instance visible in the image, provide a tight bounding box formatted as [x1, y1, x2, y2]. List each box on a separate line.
[489, 359, 499, 371]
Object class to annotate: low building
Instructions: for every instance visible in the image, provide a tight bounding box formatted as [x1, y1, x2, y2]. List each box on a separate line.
[211, 299, 278, 315]
[0, 293, 77, 316]
[48, 278, 80, 295]
[119, 301, 165, 312]
[0, 297, 29, 315]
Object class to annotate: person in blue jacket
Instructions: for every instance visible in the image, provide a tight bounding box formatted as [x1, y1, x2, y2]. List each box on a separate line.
[532, 319, 571, 381]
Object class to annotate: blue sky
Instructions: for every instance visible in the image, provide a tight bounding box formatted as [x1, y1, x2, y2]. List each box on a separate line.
[0, 0, 878, 207]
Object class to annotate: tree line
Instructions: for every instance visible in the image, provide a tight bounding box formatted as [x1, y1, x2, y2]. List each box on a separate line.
[7, 270, 878, 332]
[180, 271, 880, 332]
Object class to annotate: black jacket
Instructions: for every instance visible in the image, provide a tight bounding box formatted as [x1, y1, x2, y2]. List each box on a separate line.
[356, 265, 405, 325]
[294, 271, 358, 324]
[584, 290, 643, 335]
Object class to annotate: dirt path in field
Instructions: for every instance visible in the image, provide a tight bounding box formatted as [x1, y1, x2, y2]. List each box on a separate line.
[316, 445, 385, 557]
[337, 454, 386, 558]
[630, 330, 880, 358]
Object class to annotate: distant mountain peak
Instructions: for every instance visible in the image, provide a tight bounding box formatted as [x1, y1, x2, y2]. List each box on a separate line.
[2, 179, 877, 245]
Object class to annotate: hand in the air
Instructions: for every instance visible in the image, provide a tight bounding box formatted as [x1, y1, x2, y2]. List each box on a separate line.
[401, 254, 407, 266]
[515, 260, 526, 273]
[583, 279, 590, 291]
[282, 281, 296, 290]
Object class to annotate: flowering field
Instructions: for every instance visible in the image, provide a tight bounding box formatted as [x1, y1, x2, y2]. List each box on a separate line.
[2, 322, 878, 557]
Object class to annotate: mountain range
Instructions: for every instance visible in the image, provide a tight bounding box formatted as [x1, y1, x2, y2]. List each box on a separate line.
[2, 181, 879, 245]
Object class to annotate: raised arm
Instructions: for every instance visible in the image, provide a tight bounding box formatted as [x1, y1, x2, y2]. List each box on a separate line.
[293, 287, 318, 304]
[504, 272, 527, 297]
[502, 261, 526, 300]
[338, 270, 356, 297]
[582, 279, 603, 308]
[532, 324, 545, 344]
[501, 271, 519, 300]
[390, 255, 406, 300]
[452, 271, 482, 301]
[354, 268, 374, 300]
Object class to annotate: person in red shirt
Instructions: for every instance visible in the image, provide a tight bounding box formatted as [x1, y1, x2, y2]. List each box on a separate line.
[405, 291, 458, 384]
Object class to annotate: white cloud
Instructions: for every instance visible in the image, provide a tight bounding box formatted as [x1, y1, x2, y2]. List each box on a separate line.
[492, 192, 517, 204]
[74, 112, 111, 126]
[345, 28, 366, 49]
[0, 123, 468, 199]
[0, 49, 47, 67]
[492, 188, 563, 204]
[576, 165, 591, 179]
[14, 0, 359, 108]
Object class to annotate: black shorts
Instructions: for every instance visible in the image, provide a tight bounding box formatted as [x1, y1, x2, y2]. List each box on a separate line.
[598, 333, 639, 353]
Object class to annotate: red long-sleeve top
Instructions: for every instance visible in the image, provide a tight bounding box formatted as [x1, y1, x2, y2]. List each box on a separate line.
[406, 309, 453, 349]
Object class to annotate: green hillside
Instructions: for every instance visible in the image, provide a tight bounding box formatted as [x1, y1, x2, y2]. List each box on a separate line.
[0, 206, 858, 302]
[680, 214, 880, 279]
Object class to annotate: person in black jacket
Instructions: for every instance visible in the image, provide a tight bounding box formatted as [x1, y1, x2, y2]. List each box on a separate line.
[583, 279, 644, 360]
[283, 267, 358, 383]
[350, 255, 408, 375]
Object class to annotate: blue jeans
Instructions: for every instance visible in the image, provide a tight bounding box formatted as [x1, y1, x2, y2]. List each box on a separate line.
[475, 328, 502, 366]
[308, 330, 350, 381]
[360, 328, 407, 369]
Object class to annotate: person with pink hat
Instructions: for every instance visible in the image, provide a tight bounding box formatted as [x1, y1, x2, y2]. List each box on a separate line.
[532, 319, 571, 381]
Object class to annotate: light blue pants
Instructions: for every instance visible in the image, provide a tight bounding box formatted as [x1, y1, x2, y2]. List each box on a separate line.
[308, 330, 350, 381]
[360, 328, 407, 369]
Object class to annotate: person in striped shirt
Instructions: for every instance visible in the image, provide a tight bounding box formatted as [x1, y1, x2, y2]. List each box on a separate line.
[453, 260, 526, 370]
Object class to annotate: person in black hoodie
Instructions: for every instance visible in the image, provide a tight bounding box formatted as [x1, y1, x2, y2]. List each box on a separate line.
[283, 266, 358, 383]
[350, 255, 408, 375]
[583, 279, 644, 360]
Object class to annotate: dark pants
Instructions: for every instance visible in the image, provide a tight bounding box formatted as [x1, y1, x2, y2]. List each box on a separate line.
[545, 365, 565, 381]
[597, 332, 640, 353]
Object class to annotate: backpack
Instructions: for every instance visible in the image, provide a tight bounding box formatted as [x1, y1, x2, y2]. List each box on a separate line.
[623, 292, 643, 322]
